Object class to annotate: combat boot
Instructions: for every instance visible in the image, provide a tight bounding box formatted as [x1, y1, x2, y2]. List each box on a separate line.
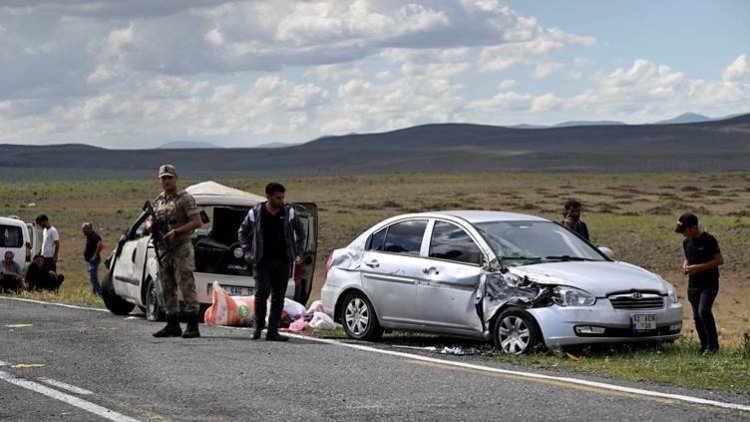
[182, 313, 200, 338]
[153, 314, 182, 338]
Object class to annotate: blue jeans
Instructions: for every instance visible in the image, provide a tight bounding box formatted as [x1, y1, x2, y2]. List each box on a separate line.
[86, 258, 101, 295]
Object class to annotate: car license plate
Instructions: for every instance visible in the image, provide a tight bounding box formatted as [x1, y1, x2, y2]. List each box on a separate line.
[209, 285, 253, 296]
[631, 313, 656, 332]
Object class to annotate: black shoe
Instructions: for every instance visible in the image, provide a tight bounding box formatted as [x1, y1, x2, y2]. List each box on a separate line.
[265, 332, 289, 342]
[251, 328, 263, 340]
[182, 313, 200, 339]
[702, 347, 719, 356]
[153, 315, 182, 338]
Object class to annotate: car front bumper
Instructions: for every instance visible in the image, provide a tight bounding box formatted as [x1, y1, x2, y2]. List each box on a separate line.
[527, 299, 683, 347]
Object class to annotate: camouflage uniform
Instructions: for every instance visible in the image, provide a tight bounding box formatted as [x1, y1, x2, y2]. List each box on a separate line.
[153, 189, 200, 315]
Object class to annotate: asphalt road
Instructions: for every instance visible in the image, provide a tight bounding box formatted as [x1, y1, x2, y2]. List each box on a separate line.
[1, 298, 748, 422]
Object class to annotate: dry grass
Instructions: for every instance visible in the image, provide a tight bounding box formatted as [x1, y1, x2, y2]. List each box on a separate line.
[3, 172, 750, 345]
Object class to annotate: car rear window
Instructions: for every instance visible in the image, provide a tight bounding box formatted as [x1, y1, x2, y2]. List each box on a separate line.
[0, 225, 23, 248]
[383, 220, 427, 256]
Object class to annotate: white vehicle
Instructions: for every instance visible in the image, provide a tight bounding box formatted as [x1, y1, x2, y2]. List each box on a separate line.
[0, 216, 37, 273]
[101, 182, 318, 320]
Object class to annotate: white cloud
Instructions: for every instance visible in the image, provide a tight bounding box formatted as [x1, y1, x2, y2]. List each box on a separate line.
[723, 54, 749, 82]
[533, 62, 565, 79]
[498, 79, 517, 90]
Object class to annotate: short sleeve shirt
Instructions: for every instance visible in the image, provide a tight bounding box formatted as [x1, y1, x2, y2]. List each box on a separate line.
[153, 189, 199, 244]
[683, 232, 721, 284]
[42, 226, 59, 258]
[1, 261, 21, 276]
[84, 232, 102, 261]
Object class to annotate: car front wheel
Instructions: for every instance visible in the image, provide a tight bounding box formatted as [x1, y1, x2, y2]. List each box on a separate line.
[101, 269, 135, 316]
[341, 292, 383, 341]
[493, 307, 542, 355]
[145, 278, 165, 322]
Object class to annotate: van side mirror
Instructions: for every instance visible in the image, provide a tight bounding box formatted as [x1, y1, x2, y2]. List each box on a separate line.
[599, 247, 615, 260]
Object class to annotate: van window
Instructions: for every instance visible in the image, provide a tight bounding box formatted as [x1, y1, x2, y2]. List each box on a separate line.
[0, 225, 23, 248]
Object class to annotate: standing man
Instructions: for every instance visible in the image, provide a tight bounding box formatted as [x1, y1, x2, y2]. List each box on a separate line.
[151, 164, 204, 339]
[238, 182, 305, 342]
[675, 212, 724, 355]
[36, 214, 60, 271]
[82, 222, 103, 296]
[562, 199, 590, 241]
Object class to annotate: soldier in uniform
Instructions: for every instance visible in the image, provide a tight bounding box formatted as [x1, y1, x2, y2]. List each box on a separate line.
[151, 164, 204, 339]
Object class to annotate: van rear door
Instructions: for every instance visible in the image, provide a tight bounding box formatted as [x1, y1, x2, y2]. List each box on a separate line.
[292, 203, 318, 304]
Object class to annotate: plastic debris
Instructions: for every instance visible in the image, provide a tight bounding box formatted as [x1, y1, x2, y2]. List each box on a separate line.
[566, 353, 581, 362]
[289, 318, 309, 332]
[4, 324, 33, 328]
[440, 346, 476, 356]
[11, 364, 45, 369]
[203, 281, 306, 327]
[309, 312, 336, 329]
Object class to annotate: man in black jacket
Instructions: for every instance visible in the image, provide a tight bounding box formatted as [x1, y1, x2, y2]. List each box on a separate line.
[238, 182, 305, 342]
[676, 212, 724, 355]
[562, 199, 590, 240]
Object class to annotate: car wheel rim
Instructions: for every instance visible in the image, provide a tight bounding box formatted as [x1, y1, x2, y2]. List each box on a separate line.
[344, 298, 369, 336]
[147, 284, 157, 321]
[498, 315, 530, 354]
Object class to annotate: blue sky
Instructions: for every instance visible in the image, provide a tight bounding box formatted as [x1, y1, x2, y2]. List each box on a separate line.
[0, 0, 747, 148]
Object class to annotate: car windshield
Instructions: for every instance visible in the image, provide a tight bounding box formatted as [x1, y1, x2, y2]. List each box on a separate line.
[474, 220, 606, 265]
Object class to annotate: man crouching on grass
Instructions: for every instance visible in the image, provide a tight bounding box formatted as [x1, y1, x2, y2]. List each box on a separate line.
[238, 182, 305, 342]
[675, 212, 724, 355]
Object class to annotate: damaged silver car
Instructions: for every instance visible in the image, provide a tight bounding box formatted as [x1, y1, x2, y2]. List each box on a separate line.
[321, 211, 682, 354]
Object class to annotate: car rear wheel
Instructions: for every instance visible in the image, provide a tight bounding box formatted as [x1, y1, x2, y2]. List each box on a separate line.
[145, 278, 165, 322]
[101, 269, 135, 316]
[493, 307, 542, 355]
[341, 292, 383, 341]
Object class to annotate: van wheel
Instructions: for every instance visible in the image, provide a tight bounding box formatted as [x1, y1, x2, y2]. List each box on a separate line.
[145, 278, 165, 322]
[493, 307, 543, 355]
[101, 269, 135, 315]
[341, 292, 383, 341]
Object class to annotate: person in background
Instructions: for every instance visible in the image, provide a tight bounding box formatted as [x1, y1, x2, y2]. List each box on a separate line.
[25, 254, 64, 292]
[562, 199, 590, 241]
[82, 222, 103, 296]
[36, 214, 60, 272]
[1, 251, 25, 293]
[676, 212, 724, 355]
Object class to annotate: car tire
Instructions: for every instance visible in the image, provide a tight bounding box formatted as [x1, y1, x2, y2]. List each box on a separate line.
[341, 291, 383, 342]
[493, 307, 543, 355]
[145, 278, 165, 322]
[101, 268, 135, 316]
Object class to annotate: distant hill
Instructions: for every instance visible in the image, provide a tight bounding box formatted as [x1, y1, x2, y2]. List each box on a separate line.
[159, 141, 222, 149]
[655, 113, 712, 125]
[1, 113, 749, 180]
[553, 120, 626, 128]
[255, 142, 298, 148]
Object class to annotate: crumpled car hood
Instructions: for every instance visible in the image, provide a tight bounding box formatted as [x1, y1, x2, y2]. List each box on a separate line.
[507, 261, 668, 297]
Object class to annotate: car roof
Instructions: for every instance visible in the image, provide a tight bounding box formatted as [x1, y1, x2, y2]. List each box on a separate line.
[0, 216, 28, 226]
[185, 181, 266, 207]
[413, 210, 550, 224]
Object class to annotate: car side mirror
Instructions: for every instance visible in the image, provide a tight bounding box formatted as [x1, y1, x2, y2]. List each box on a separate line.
[599, 247, 616, 260]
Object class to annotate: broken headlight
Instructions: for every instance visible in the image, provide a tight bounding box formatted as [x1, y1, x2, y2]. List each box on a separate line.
[551, 286, 596, 306]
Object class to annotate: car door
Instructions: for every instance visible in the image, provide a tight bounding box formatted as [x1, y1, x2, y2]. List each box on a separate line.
[112, 213, 149, 300]
[291, 202, 318, 304]
[361, 219, 428, 324]
[417, 220, 485, 330]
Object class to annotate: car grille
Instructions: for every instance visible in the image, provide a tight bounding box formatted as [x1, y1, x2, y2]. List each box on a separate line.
[609, 292, 664, 309]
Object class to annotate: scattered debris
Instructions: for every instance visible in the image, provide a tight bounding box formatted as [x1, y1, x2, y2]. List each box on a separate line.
[4, 324, 33, 328]
[566, 353, 582, 362]
[440, 346, 476, 356]
[10, 363, 45, 369]
[79, 325, 88, 335]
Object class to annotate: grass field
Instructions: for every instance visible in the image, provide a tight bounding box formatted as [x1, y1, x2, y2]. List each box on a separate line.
[2, 172, 749, 392]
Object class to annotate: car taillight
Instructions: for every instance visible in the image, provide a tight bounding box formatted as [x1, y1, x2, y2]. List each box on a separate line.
[324, 252, 333, 279]
[293, 260, 303, 281]
[25, 241, 32, 262]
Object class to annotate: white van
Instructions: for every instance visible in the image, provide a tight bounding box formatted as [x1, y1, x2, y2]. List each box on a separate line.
[0, 216, 37, 273]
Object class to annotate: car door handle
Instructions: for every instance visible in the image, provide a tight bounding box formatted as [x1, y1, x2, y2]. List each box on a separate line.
[364, 260, 380, 268]
[422, 267, 439, 275]
[131, 248, 137, 262]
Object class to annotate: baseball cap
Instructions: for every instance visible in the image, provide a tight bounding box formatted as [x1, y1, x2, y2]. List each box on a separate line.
[674, 212, 699, 233]
[158, 164, 178, 178]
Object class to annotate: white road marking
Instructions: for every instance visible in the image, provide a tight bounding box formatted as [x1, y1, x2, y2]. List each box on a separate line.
[282, 333, 750, 414]
[39, 377, 94, 395]
[0, 360, 7, 366]
[0, 296, 109, 312]
[5, 296, 750, 414]
[0, 370, 141, 422]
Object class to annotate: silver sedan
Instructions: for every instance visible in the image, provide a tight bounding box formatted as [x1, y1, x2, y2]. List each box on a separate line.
[321, 211, 682, 354]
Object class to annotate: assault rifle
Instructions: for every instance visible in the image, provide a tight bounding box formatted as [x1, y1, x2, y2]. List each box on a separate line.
[143, 200, 171, 262]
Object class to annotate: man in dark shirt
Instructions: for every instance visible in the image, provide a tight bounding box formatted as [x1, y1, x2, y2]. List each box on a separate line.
[25, 254, 64, 292]
[562, 199, 590, 240]
[238, 182, 305, 342]
[82, 222, 103, 295]
[676, 212, 724, 354]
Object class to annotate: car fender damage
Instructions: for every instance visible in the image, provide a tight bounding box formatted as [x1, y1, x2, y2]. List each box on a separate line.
[475, 270, 550, 336]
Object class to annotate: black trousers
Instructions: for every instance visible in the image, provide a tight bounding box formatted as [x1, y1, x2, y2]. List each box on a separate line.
[43, 257, 57, 272]
[687, 281, 719, 351]
[254, 259, 290, 334]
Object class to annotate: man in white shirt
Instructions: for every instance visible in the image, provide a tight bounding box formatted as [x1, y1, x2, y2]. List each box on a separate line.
[36, 214, 60, 272]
